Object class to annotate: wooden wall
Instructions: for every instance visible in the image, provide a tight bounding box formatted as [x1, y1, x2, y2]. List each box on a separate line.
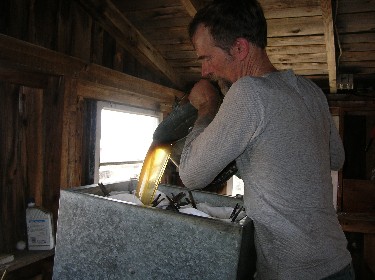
[0, 0, 184, 255]
[0, 0, 177, 88]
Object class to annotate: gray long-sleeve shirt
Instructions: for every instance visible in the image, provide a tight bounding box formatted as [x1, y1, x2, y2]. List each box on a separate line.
[179, 70, 351, 279]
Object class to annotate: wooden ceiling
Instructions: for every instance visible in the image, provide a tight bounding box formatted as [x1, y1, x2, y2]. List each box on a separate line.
[75, 0, 375, 93]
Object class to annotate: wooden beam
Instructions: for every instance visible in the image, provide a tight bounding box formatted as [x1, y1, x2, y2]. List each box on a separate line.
[77, 80, 163, 112]
[0, 34, 185, 104]
[74, 0, 184, 88]
[180, 0, 199, 17]
[78, 64, 184, 103]
[338, 213, 375, 234]
[321, 0, 337, 93]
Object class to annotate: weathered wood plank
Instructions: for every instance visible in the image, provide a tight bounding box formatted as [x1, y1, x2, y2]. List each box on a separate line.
[43, 77, 64, 211]
[74, 0, 184, 88]
[338, 0, 375, 14]
[269, 52, 327, 63]
[337, 12, 375, 33]
[340, 51, 375, 62]
[338, 213, 375, 234]
[56, 0, 73, 54]
[22, 87, 44, 207]
[157, 43, 194, 52]
[0, 34, 85, 76]
[0, 82, 26, 253]
[267, 44, 326, 55]
[56, 0, 93, 62]
[91, 21, 104, 64]
[113, 42, 125, 71]
[267, 35, 325, 46]
[169, 60, 201, 69]
[339, 61, 375, 71]
[1, 250, 54, 273]
[69, 83, 84, 189]
[29, 0, 59, 49]
[60, 78, 72, 191]
[321, 0, 337, 93]
[70, 1, 92, 61]
[81, 100, 97, 184]
[340, 33, 375, 44]
[260, 0, 320, 9]
[180, 0, 199, 17]
[164, 50, 197, 60]
[141, 26, 190, 41]
[261, 0, 321, 19]
[271, 62, 328, 71]
[149, 37, 191, 46]
[343, 179, 375, 213]
[124, 6, 190, 26]
[341, 42, 375, 52]
[0, 65, 49, 88]
[364, 234, 375, 275]
[78, 64, 184, 102]
[264, 6, 321, 19]
[130, 15, 191, 30]
[59, 77, 84, 191]
[268, 16, 324, 37]
[7, 0, 29, 40]
[112, 0, 181, 12]
[77, 80, 163, 112]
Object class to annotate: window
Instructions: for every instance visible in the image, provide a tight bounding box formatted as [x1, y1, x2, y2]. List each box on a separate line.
[95, 102, 162, 184]
[227, 175, 244, 196]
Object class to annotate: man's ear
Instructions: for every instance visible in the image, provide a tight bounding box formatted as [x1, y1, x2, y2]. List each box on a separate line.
[231, 38, 250, 61]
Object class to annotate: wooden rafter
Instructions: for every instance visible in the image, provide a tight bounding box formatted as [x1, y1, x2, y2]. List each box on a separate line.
[320, 0, 337, 93]
[74, 0, 184, 88]
[180, 0, 198, 17]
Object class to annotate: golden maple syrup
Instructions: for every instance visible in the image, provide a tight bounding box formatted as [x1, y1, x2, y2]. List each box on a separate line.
[135, 142, 172, 205]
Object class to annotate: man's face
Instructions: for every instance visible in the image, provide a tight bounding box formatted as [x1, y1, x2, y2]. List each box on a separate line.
[192, 24, 237, 83]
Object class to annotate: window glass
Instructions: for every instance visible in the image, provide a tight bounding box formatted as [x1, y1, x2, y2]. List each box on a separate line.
[97, 103, 161, 184]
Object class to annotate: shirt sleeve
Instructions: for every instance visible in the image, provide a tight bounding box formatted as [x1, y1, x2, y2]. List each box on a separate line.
[329, 114, 345, 171]
[179, 79, 262, 189]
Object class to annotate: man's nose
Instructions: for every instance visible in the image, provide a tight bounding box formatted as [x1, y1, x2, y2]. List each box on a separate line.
[201, 62, 212, 78]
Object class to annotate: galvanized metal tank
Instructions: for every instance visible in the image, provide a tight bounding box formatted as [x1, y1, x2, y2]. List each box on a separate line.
[53, 183, 255, 280]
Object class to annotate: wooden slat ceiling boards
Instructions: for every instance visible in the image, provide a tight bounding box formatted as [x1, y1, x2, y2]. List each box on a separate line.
[75, 0, 375, 93]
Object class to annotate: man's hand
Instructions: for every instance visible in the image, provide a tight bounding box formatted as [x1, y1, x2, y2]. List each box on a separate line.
[189, 79, 222, 125]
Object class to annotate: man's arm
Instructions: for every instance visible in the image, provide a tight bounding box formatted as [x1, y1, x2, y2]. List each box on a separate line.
[329, 115, 345, 171]
[179, 78, 260, 189]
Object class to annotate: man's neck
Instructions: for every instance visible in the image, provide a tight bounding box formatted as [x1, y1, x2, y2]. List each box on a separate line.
[242, 46, 277, 77]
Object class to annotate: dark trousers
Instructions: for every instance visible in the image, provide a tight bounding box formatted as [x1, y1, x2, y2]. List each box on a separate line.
[322, 263, 355, 280]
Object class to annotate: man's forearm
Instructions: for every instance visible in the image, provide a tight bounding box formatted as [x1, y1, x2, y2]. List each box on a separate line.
[194, 104, 219, 126]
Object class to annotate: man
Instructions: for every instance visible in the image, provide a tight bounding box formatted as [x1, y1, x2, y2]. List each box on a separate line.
[179, 0, 353, 279]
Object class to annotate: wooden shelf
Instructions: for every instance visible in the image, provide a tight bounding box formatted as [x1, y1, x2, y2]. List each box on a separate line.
[0, 250, 54, 274]
[338, 212, 375, 234]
